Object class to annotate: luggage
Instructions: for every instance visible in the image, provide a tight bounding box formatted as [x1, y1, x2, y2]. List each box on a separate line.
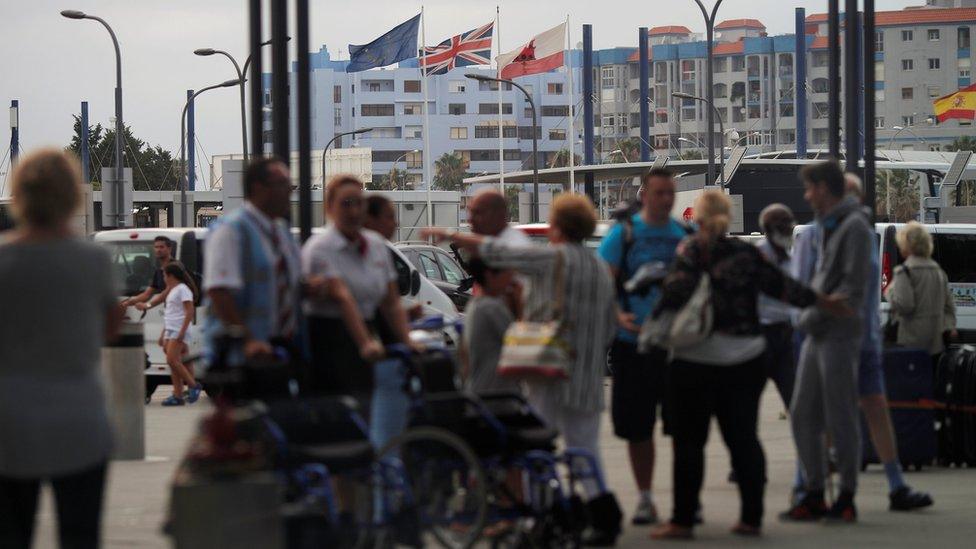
[935, 345, 976, 467]
[861, 347, 936, 471]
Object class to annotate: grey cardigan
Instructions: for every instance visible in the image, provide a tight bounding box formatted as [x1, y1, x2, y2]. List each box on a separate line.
[885, 256, 957, 355]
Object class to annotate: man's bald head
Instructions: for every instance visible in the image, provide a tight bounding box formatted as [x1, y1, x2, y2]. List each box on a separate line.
[845, 172, 865, 202]
[469, 189, 510, 236]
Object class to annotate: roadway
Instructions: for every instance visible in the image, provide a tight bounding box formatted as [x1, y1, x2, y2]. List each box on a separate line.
[30, 382, 976, 548]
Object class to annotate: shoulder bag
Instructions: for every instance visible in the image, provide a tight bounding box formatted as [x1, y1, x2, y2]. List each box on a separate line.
[638, 251, 713, 353]
[497, 250, 571, 381]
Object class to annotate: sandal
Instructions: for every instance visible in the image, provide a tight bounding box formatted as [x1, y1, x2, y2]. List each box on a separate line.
[650, 523, 693, 540]
[731, 522, 761, 536]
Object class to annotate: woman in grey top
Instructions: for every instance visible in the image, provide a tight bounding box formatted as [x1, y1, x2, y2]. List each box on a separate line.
[886, 221, 958, 356]
[461, 259, 521, 395]
[0, 149, 123, 549]
[426, 194, 622, 546]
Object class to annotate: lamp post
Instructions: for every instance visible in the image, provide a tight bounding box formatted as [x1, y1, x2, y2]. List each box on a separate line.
[673, 91, 725, 188]
[390, 149, 420, 190]
[690, 0, 726, 188]
[678, 136, 706, 149]
[321, 128, 373, 186]
[195, 37, 288, 163]
[61, 9, 126, 227]
[181, 79, 242, 226]
[467, 73, 540, 222]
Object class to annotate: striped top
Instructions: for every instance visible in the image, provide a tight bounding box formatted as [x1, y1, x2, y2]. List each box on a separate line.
[479, 239, 618, 413]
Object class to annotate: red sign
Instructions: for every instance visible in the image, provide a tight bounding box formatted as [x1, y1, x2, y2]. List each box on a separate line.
[682, 207, 694, 221]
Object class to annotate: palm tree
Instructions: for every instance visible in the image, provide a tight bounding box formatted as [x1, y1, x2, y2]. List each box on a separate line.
[946, 136, 976, 153]
[616, 138, 640, 162]
[432, 152, 467, 192]
[367, 167, 408, 191]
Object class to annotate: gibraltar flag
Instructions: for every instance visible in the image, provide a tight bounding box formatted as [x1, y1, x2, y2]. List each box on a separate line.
[497, 22, 566, 79]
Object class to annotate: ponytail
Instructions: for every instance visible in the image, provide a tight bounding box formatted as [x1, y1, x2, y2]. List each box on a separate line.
[164, 261, 199, 303]
[693, 190, 733, 237]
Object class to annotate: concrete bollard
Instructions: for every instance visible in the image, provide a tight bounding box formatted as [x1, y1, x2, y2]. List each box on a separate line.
[101, 321, 146, 460]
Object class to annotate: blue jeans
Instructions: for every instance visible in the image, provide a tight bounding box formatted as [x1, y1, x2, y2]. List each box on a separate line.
[369, 359, 409, 449]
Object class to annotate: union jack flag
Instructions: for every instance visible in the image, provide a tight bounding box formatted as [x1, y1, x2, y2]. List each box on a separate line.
[419, 21, 494, 76]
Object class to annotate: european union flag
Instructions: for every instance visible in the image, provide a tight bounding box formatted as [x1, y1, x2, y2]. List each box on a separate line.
[347, 14, 421, 73]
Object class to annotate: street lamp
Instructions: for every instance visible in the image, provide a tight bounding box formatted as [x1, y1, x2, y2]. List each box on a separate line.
[467, 72, 540, 222]
[690, 0, 726, 187]
[321, 128, 374, 186]
[673, 91, 726, 188]
[181, 78, 242, 226]
[62, 9, 126, 227]
[391, 149, 420, 190]
[607, 148, 631, 164]
[678, 136, 706, 149]
[195, 37, 289, 162]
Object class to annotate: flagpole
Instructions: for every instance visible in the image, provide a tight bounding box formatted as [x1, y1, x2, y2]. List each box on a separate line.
[421, 6, 434, 230]
[566, 15, 575, 194]
[496, 6, 504, 195]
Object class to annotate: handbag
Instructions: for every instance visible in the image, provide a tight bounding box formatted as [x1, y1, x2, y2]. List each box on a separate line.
[638, 262, 713, 353]
[497, 251, 572, 381]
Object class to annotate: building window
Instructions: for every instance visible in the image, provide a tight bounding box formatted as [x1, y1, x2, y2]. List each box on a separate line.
[960, 58, 972, 78]
[812, 102, 829, 120]
[403, 102, 424, 115]
[902, 59, 914, 71]
[929, 58, 941, 70]
[448, 103, 466, 115]
[875, 61, 885, 82]
[478, 103, 513, 115]
[547, 83, 563, 95]
[404, 125, 422, 139]
[333, 107, 341, 126]
[404, 80, 421, 93]
[450, 127, 468, 139]
[812, 128, 828, 144]
[602, 114, 615, 131]
[875, 117, 885, 129]
[366, 82, 382, 92]
[960, 27, 971, 49]
[929, 86, 943, 98]
[601, 67, 615, 89]
[333, 86, 342, 103]
[406, 151, 422, 169]
[542, 105, 570, 117]
[361, 104, 395, 116]
[961, 119, 973, 127]
[477, 80, 512, 91]
[928, 29, 940, 41]
[811, 51, 828, 67]
[518, 126, 541, 140]
[811, 78, 829, 93]
[449, 81, 466, 93]
[713, 57, 728, 73]
[549, 129, 566, 140]
[780, 103, 794, 118]
[902, 29, 913, 42]
[875, 30, 884, 52]
[876, 89, 886, 102]
[902, 115, 915, 126]
[731, 56, 746, 71]
[902, 87, 914, 100]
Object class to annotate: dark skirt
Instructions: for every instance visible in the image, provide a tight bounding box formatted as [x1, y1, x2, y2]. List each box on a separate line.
[307, 315, 391, 398]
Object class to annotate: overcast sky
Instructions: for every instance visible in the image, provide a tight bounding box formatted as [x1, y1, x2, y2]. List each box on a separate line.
[0, 0, 919, 177]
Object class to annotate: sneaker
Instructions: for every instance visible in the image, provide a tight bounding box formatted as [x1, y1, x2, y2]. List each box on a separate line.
[825, 491, 857, 523]
[889, 486, 933, 511]
[631, 498, 658, 525]
[187, 383, 203, 404]
[161, 395, 185, 407]
[779, 492, 827, 522]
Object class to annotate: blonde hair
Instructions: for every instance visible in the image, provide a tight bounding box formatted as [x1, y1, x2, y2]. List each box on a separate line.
[693, 190, 732, 235]
[324, 174, 363, 205]
[549, 193, 597, 242]
[9, 148, 82, 229]
[896, 221, 933, 258]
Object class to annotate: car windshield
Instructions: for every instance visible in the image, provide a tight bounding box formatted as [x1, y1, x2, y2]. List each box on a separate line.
[103, 241, 160, 296]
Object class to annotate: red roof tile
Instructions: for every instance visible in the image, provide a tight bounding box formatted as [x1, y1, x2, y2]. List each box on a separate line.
[649, 25, 691, 36]
[807, 7, 976, 27]
[715, 18, 765, 30]
[810, 35, 829, 50]
[713, 41, 745, 55]
[627, 48, 654, 62]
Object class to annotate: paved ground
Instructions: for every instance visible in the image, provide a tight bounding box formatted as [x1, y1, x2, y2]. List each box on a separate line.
[32, 382, 976, 547]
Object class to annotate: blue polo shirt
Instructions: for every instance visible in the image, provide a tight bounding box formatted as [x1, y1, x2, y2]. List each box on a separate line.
[599, 214, 687, 342]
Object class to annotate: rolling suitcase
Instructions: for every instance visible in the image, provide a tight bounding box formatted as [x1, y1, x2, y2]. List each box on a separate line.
[935, 345, 976, 467]
[862, 347, 936, 471]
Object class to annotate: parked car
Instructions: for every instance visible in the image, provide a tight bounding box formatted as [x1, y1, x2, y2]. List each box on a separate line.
[396, 242, 473, 311]
[95, 227, 460, 402]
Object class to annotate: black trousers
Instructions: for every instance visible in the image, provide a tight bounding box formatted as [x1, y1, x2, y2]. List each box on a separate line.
[668, 357, 766, 528]
[0, 462, 107, 549]
[761, 322, 795, 408]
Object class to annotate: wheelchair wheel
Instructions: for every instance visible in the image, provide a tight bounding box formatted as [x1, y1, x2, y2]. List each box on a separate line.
[377, 426, 487, 549]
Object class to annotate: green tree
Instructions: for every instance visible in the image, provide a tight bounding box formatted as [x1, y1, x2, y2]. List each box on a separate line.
[368, 167, 409, 191]
[679, 149, 705, 160]
[432, 152, 468, 192]
[946, 136, 976, 153]
[549, 149, 583, 168]
[67, 115, 180, 191]
[504, 185, 521, 222]
[614, 138, 641, 163]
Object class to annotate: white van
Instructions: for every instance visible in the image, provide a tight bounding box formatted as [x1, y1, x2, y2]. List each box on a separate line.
[793, 223, 976, 343]
[94, 227, 458, 402]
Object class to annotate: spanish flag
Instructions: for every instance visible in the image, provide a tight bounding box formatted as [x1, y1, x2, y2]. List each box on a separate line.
[934, 84, 976, 122]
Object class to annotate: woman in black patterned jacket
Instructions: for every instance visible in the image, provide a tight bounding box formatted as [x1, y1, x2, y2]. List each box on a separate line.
[650, 191, 848, 540]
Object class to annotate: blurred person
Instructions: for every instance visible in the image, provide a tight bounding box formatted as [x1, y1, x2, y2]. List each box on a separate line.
[756, 204, 799, 408]
[0, 148, 123, 549]
[598, 167, 688, 525]
[157, 262, 202, 406]
[784, 161, 872, 523]
[468, 188, 531, 245]
[649, 191, 845, 540]
[121, 236, 174, 309]
[365, 194, 398, 241]
[460, 259, 521, 395]
[426, 194, 623, 546]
